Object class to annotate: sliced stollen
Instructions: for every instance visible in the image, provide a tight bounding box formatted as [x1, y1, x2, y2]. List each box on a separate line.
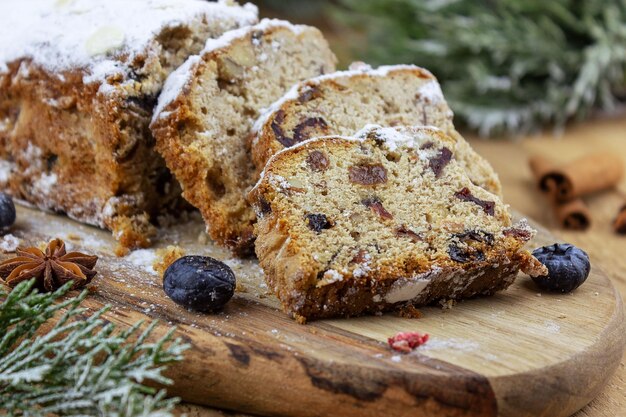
[0, 0, 258, 252]
[251, 63, 502, 197]
[248, 125, 545, 322]
[151, 19, 336, 256]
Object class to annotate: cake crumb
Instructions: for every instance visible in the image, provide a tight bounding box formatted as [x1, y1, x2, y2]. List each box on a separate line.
[396, 304, 422, 319]
[439, 299, 456, 310]
[153, 245, 186, 277]
[197, 231, 209, 245]
[235, 281, 247, 293]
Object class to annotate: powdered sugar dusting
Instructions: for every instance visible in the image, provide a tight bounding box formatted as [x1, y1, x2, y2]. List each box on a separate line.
[125, 249, 158, 275]
[153, 55, 201, 120]
[201, 18, 307, 56]
[153, 18, 306, 122]
[0, 234, 20, 253]
[0, 0, 258, 80]
[252, 64, 438, 140]
[355, 124, 443, 152]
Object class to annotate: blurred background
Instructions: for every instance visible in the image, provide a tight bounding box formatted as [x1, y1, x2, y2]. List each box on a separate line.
[255, 0, 626, 138]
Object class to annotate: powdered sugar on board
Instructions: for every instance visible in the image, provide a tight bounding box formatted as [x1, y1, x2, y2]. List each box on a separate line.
[0, 0, 258, 81]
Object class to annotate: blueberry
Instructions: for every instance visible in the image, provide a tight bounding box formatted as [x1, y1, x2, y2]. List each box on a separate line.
[531, 243, 590, 293]
[0, 193, 15, 230]
[163, 256, 235, 312]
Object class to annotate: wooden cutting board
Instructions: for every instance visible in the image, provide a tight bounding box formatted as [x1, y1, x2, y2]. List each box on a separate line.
[7, 205, 625, 417]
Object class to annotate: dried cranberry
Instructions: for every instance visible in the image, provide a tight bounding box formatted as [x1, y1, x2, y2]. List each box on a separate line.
[305, 213, 333, 233]
[388, 332, 429, 353]
[349, 164, 388, 186]
[455, 187, 495, 216]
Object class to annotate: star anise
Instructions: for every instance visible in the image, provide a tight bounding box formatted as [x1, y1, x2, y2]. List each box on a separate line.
[0, 238, 98, 291]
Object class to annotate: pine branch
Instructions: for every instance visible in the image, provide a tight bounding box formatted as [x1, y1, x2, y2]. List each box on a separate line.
[332, 0, 626, 136]
[0, 280, 188, 417]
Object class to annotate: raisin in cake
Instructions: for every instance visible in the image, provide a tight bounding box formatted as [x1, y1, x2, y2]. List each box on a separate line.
[249, 125, 545, 322]
[0, 0, 257, 252]
[150, 19, 336, 255]
[252, 63, 502, 197]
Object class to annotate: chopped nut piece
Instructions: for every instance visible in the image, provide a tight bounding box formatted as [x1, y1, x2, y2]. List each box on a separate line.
[154, 245, 186, 277]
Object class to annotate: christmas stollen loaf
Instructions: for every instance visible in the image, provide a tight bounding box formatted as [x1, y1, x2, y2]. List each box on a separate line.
[151, 19, 336, 255]
[0, 0, 258, 252]
[251, 63, 502, 197]
[249, 125, 545, 322]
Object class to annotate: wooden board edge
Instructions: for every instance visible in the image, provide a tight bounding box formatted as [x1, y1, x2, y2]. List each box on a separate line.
[489, 285, 626, 417]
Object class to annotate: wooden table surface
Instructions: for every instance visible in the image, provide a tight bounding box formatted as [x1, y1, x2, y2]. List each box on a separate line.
[176, 116, 626, 416]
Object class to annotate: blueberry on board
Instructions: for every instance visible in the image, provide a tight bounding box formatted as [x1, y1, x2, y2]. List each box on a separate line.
[532, 243, 590, 293]
[0, 193, 16, 230]
[163, 256, 235, 312]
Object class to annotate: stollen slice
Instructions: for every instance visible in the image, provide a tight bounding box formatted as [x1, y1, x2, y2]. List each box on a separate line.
[151, 19, 337, 255]
[251, 63, 502, 197]
[249, 125, 545, 322]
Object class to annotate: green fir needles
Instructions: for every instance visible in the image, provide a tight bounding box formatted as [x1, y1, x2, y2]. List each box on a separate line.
[0, 280, 187, 417]
[334, 0, 626, 136]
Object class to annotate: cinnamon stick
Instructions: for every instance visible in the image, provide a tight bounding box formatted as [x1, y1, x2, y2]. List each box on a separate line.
[614, 204, 626, 235]
[552, 198, 592, 231]
[529, 155, 592, 230]
[534, 153, 623, 202]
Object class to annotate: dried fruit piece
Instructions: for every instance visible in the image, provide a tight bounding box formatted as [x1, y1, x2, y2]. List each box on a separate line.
[448, 243, 485, 263]
[349, 249, 369, 265]
[348, 164, 388, 186]
[256, 196, 272, 216]
[454, 230, 495, 246]
[271, 110, 294, 147]
[388, 331, 429, 353]
[448, 230, 494, 263]
[0, 193, 16, 230]
[298, 86, 322, 103]
[503, 227, 533, 241]
[306, 150, 329, 172]
[531, 243, 590, 293]
[362, 197, 393, 220]
[455, 187, 495, 216]
[395, 225, 422, 242]
[305, 213, 333, 233]
[293, 117, 329, 143]
[429, 147, 453, 178]
[163, 256, 235, 312]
